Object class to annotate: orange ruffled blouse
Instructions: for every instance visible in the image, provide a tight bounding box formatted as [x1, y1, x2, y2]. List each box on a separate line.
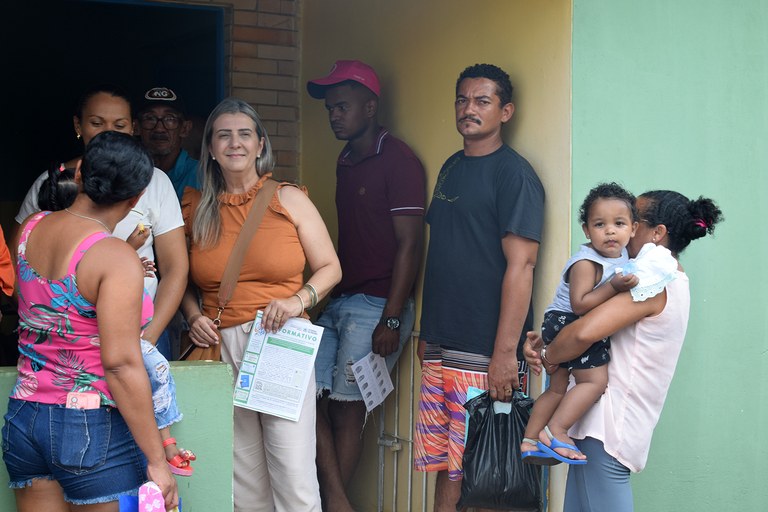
[182, 175, 308, 329]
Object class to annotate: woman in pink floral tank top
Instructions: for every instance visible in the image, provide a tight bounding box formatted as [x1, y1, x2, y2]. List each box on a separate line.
[2, 131, 178, 510]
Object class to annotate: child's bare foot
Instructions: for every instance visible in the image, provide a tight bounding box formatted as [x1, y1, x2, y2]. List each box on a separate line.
[520, 437, 539, 454]
[521, 435, 561, 465]
[539, 425, 587, 461]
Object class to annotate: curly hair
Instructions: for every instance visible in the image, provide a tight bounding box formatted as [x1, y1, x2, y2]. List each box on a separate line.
[578, 182, 637, 225]
[455, 63, 513, 106]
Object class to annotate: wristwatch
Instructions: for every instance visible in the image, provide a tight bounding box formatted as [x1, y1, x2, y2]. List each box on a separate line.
[382, 316, 401, 330]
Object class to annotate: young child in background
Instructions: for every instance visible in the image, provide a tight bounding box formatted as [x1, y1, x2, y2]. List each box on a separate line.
[36, 163, 195, 476]
[522, 182, 638, 465]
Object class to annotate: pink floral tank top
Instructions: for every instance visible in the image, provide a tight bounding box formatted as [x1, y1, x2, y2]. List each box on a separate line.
[12, 211, 154, 406]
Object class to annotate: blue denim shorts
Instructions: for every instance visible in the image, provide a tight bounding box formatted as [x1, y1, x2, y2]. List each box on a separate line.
[314, 294, 415, 400]
[141, 339, 182, 429]
[2, 398, 147, 505]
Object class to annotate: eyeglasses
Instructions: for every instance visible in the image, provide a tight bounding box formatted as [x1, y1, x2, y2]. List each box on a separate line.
[140, 114, 181, 130]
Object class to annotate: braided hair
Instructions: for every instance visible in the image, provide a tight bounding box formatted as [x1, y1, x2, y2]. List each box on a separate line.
[638, 190, 723, 255]
[37, 164, 78, 212]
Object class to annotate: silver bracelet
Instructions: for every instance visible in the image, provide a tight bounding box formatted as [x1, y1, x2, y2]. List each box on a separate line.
[541, 347, 555, 366]
[294, 293, 306, 311]
[303, 283, 319, 309]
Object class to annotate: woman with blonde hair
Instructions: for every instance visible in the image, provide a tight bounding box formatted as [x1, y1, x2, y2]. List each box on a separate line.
[181, 97, 341, 511]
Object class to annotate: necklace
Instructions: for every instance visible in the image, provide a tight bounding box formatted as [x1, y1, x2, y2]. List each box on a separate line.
[64, 208, 112, 233]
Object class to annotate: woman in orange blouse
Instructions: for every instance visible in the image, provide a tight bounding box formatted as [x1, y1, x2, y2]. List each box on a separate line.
[181, 98, 340, 511]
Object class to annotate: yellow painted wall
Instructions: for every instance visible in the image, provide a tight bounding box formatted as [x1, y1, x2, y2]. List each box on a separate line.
[301, 2, 571, 510]
[301, 0, 572, 340]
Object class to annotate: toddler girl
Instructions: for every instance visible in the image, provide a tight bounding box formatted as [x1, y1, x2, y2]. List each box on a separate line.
[521, 182, 638, 465]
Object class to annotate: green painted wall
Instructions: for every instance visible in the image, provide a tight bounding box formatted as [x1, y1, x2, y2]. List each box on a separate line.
[572, 1, 767, 510]
[0, 362, 234, 511]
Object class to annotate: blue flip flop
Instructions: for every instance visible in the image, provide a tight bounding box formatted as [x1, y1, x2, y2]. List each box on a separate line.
[522, 448, 562, 466]
[521, 437, 561, 466]
[536, 428, 587, 465]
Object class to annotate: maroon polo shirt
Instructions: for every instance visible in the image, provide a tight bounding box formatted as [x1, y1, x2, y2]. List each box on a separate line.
[333, 129, 426, 298]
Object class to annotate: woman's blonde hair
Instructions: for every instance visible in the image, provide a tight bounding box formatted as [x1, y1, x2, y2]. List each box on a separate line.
[192, 98, 275, 248]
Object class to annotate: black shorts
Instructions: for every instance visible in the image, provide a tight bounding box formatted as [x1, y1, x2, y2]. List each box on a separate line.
[541, 310, 610, 371]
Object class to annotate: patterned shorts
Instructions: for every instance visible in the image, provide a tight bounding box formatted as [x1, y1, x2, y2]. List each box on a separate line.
[413, 344, 527, 481]
[542, 310, 610, 370]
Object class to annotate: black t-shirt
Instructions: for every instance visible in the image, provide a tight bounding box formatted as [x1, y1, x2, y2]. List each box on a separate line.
[420, 145, 545, 356]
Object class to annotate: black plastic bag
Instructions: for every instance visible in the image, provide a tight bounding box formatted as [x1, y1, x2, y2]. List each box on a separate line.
[458, 390, 542, 511]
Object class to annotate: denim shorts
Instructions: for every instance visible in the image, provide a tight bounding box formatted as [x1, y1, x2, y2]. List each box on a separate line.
[141, 339, 182, 429]
[314, 294, 415, 400]
[2, 398, 147, 504]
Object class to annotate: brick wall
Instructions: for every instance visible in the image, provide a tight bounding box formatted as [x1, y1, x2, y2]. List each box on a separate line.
[163, 0, 301, 180]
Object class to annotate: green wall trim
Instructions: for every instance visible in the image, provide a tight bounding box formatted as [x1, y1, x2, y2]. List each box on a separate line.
[0, 362, 234, 511]
[572, 1, 766, 510]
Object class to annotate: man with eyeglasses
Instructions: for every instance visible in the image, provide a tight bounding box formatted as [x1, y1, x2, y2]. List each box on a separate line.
[135, 87, 199, 201]
[132, 87, 197, 362]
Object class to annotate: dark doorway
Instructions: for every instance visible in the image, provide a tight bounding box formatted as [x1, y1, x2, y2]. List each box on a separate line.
[0, 0, 224, 366]
[0, 0, 224, 205]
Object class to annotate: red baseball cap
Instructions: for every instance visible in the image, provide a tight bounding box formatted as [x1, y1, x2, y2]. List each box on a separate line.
[307, 60, 381, 99]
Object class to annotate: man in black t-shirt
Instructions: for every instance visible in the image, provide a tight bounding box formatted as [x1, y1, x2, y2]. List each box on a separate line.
[414, 63, 545, 512]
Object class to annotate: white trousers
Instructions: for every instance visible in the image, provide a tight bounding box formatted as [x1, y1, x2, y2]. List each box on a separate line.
[220, 323, 322, 512]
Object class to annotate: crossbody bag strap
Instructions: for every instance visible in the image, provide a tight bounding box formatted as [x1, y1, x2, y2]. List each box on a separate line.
[214, 178, 279, 324]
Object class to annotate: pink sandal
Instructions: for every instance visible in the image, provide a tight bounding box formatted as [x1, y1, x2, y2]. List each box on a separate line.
[163, 437, 195, 476]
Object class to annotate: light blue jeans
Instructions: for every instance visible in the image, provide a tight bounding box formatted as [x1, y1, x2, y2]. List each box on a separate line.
[314, 294, 415, 401]
[564, 437, 633, 512]
[141, 339, 182, 429]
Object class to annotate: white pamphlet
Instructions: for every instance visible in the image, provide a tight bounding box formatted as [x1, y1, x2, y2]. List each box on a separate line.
[352, 352, 394, 412]
[233, 311, 323, 422]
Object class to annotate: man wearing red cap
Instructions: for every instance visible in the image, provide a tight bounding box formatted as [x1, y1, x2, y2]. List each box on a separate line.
[308, 60, 426, 512]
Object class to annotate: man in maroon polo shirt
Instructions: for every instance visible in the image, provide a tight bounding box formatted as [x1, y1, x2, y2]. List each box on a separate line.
[308, 60, 426, 512]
